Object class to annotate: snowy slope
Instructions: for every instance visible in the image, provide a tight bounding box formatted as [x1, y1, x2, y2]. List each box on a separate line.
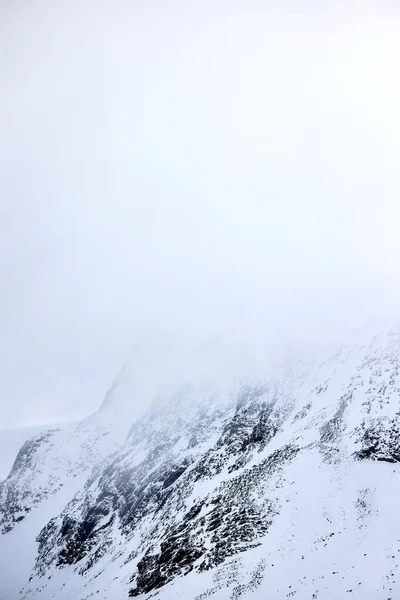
[2, 328, 400, 600]
[0, 366, 145, 600]
[0, 425, 49, 481]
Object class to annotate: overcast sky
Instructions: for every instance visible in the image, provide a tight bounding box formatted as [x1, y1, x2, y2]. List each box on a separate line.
[1, 0, 399, 429]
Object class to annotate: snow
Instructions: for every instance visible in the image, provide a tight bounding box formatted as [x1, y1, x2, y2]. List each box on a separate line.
[2, 328, 400, 599]
[0, 425, 48, 481]
[0, 470, 89, 600]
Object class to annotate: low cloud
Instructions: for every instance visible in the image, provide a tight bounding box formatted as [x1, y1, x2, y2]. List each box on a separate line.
[1, 0, 399, 427]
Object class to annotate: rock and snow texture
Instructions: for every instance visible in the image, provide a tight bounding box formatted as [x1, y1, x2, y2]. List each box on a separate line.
[0, 416, 121, 536]
[2, 328, 400, 600]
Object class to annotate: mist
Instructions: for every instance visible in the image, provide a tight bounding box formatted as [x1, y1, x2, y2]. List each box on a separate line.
[1, 0, 400, 428]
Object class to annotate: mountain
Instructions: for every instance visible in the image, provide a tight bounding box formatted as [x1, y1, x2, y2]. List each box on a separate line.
[1, 329, 400, 600]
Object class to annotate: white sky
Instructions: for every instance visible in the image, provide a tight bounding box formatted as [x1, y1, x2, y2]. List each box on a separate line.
[1, 0, 400, 428]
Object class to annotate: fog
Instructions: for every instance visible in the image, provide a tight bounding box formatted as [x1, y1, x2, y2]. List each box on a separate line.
[1, 0, 399, 428]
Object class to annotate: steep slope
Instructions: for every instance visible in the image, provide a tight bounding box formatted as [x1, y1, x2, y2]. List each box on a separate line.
[0, 420, 112, 535]
[0, 363, 144, 599]
[2, 329, 400, 600]
[0, 356, 151, 537]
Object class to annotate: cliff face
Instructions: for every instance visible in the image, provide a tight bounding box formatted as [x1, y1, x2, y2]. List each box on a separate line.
[2, 329, 400, 600]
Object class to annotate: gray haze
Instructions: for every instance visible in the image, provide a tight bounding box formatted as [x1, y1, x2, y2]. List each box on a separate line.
[1, 0, 400, 428]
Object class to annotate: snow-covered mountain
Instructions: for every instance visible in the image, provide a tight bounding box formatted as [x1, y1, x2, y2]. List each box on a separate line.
[1, 328, 400, 600]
